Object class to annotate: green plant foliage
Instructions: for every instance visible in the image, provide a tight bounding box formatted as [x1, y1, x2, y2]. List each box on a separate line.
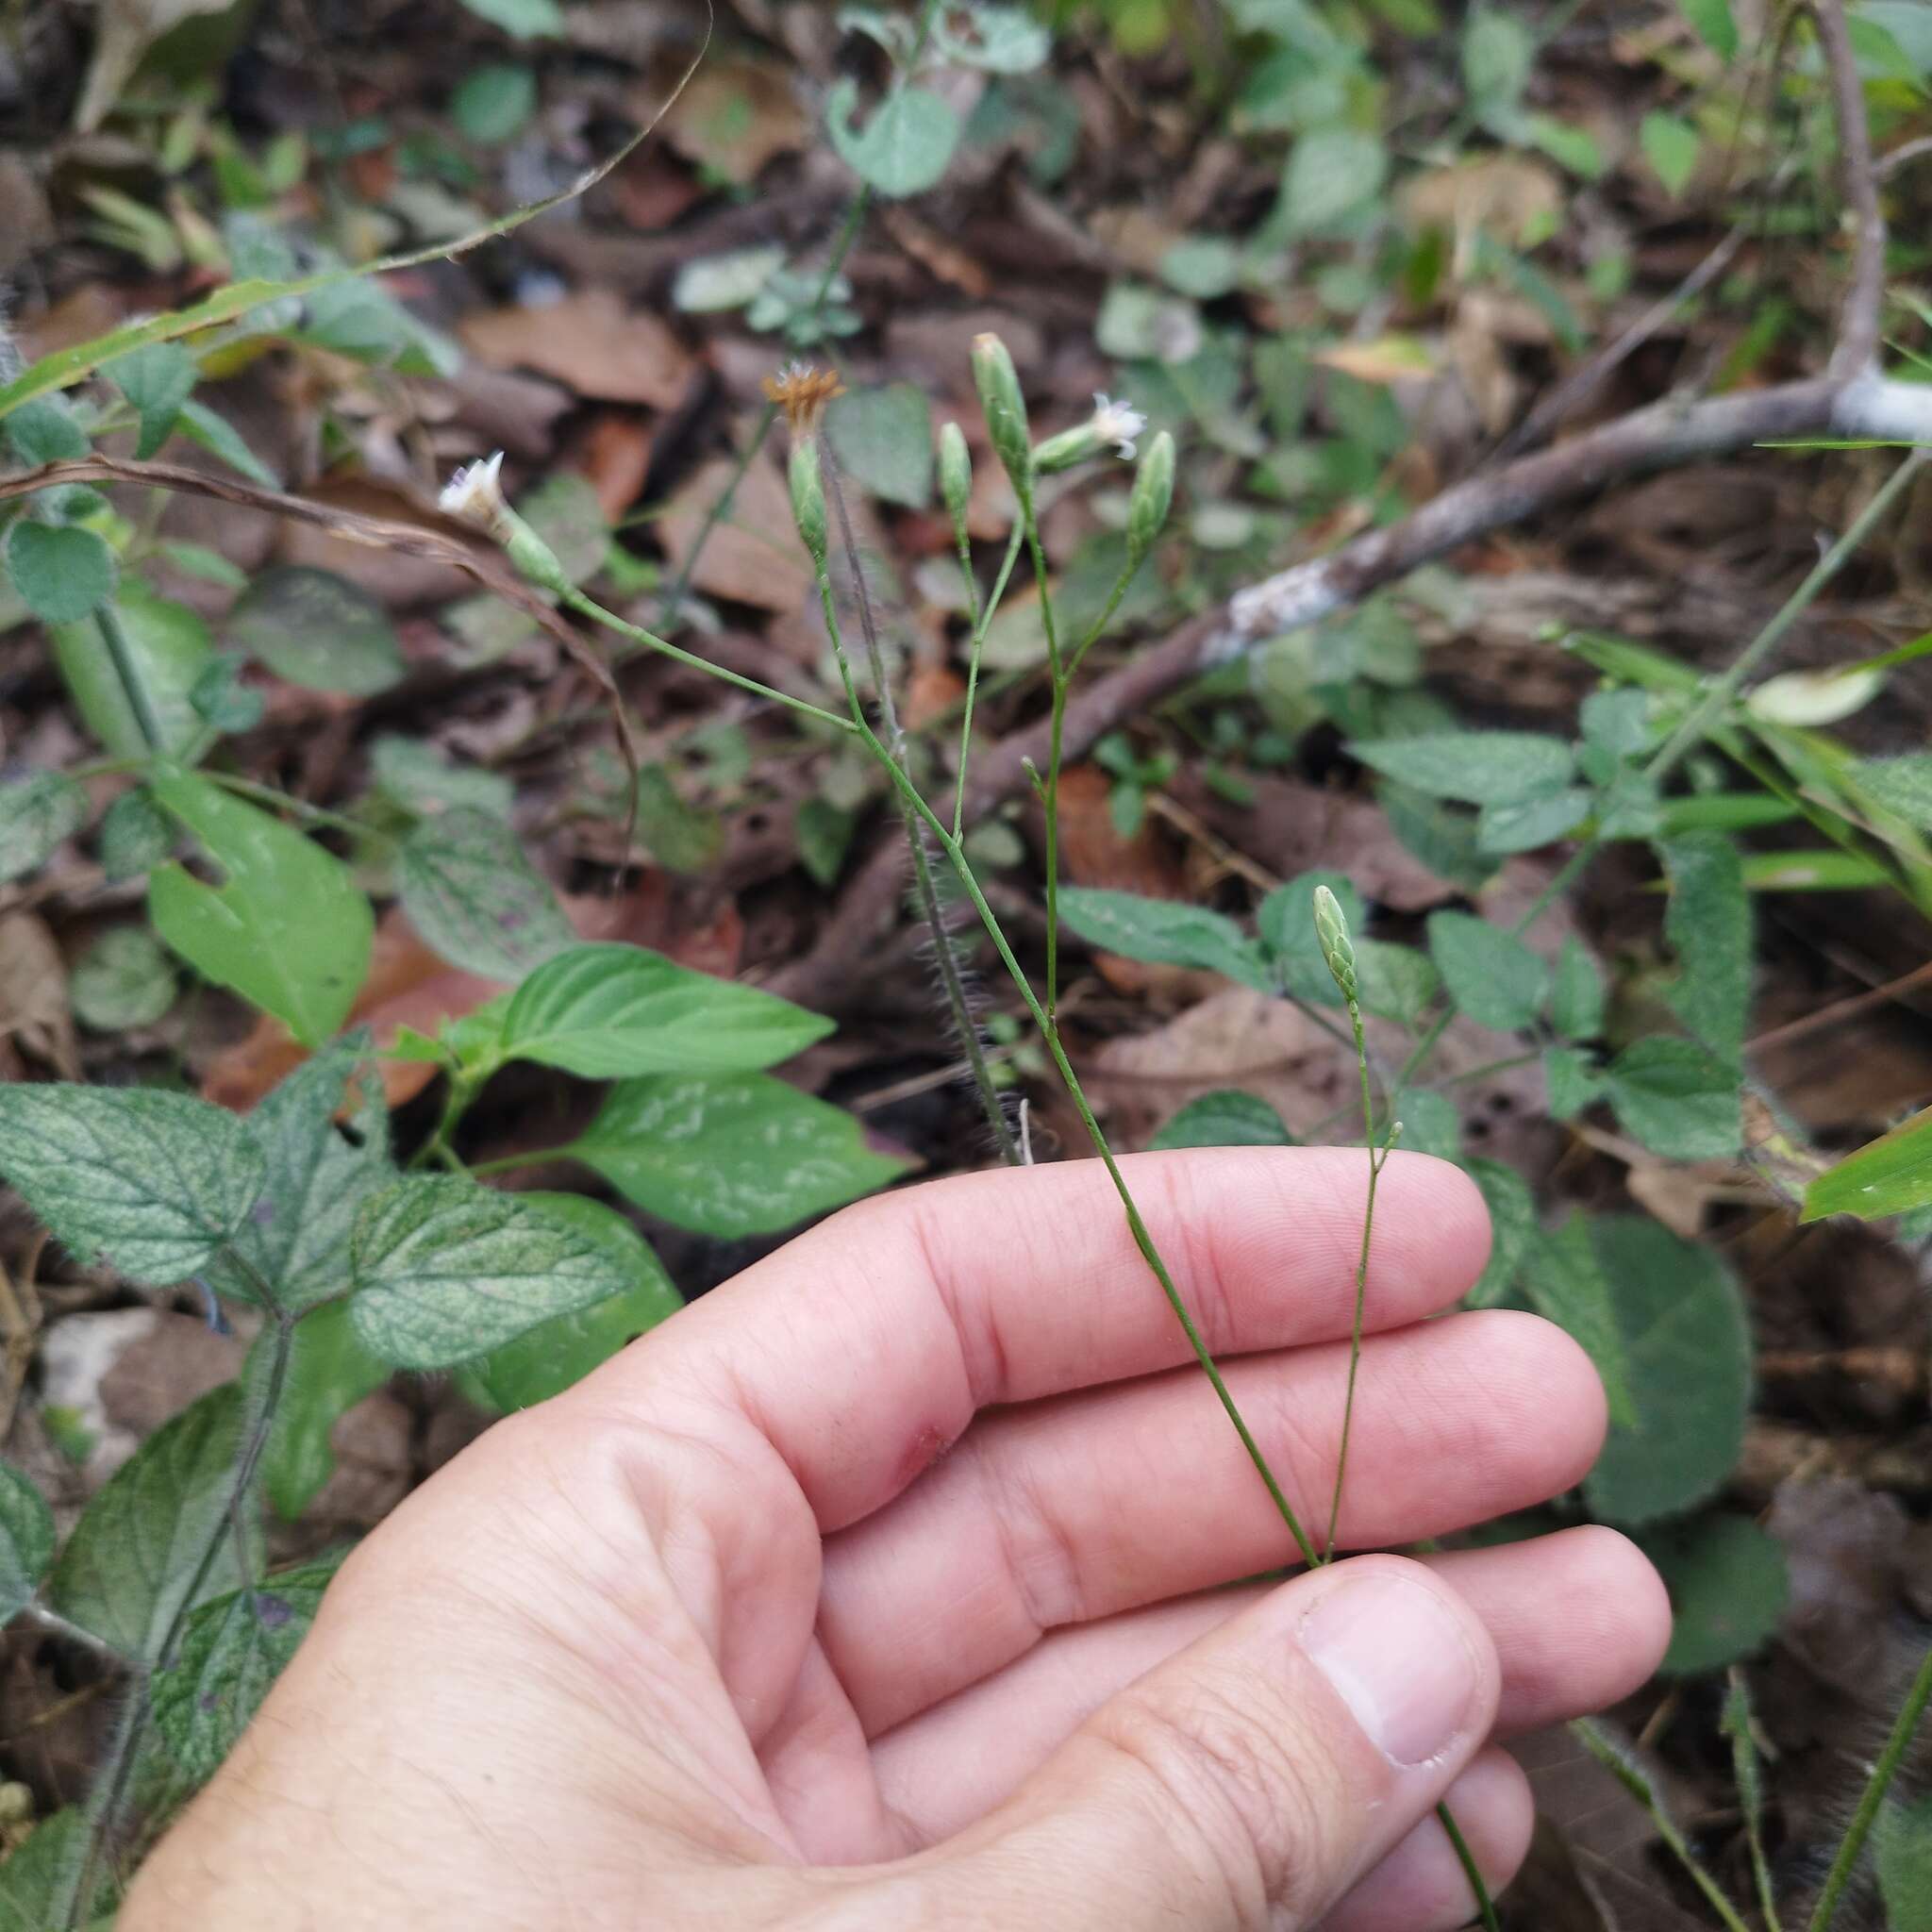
[1148, 1090, 1297, 1150]
[1575, 1216, 1752, 1525]
[203, 1037, 391, 1314]
[176, 400, 280, 488]
[452, 62, 538, 143]
[566, 1074, 911, 1237]
[1802, 1104, 1932, 1222]
[825, 384, 934, 508]
[1605, 1036, 1740, 1161]
[1462, 1159, 1536, 1308]
[1877, 1791, 1932, 1932]
[1058, 886, 1271, 989]
[499, 942, 835, 1078]
[369, 735, 514, 820]
[632, 764, 724, 875]
[1680, 0, 1739, 58]
[1640, 110, 1700, 197]
[1392, 1087, 1460, 1161]
[1475, 785, 1592, 855]
[224, 566, 406, 697]
[51, 581, 214, 760]
[70, 925, 179, 1031]
[1281, 126, 1387, 234]
[259, 1301, 392, 1521]
[1659, 833, 1751, 1062]
[0, 1808, 91, 1932]
[5, 523, 116, 625]
[457, 1194, 680, 1412]
[0, 772, 88, 883]
[1522, 1216, 1636, 1426]
[457, 0, 562, 39]
[1350, 731, 1574, 807]
[826, 80, 962, 197]
[47, 1384, 251, 1661]
[0, 1085, 265, 1288]
[5, 395, 90, 464]
[1425, 911, 1549, 1033]
[348, 1176, 634, 1369]
[149, 768, 375, 1048]
[1543, 1043, 1601, 1120]
[0, 1460, 55, 1622]
[397, 806, 574, 982]
[111, 342, 199, 459]
[153, 1559, 338, 1785]
[1643, 1512, 1789, 1676]
[1550, 936, 1606, 1041]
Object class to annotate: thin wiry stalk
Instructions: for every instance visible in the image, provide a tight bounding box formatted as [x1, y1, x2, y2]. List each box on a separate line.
[953, 526, 1025, 839]
[1724, 1671, 1783, 1932]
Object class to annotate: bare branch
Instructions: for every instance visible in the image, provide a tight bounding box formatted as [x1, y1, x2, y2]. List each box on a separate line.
[1815, 0, 1888, 376]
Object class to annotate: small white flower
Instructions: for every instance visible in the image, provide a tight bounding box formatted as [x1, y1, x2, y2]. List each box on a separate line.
[1091, 392, 1146, 459]
[439, 450, 507, 526]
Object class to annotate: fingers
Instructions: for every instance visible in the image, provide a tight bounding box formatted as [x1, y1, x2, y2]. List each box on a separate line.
[930, 1556, 1499, 1932]
[585, 1149, 1491, 1532]
[863, 1528, 1666, 1838]
[1322, 1750, 1534, 1932]
[821, 1309, 1606, 1734]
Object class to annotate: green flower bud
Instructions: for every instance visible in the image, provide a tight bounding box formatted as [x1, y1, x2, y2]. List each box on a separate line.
[939, 421, 972, 532]
[789, 437, 827, 569]
[971, 332, 1032, 500]
[1126, 429, 1174, 564]
[1312, 884, 1357, 1006]
[500, 507, 573, 597]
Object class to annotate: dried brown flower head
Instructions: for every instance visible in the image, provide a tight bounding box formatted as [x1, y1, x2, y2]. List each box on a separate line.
[762, 362, 845, 437]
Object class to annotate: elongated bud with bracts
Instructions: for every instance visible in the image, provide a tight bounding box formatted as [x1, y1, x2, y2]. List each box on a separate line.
[939, 421, 972, 533]
[1312, 884, 1357, 1005]
[1034, 392, 1148, 475]
[971, 332, 1032, 500]
[1126, 429, 1174, 564]
[789, 438, 827, 570]
[440, 452, 575, 596]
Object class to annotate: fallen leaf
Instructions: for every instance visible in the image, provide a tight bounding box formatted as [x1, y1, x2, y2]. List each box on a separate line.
[567, 410, 656, 522]
[460, 289, 697, 409]
[1313, 336, 1439, 383]
[0, 914, 78, 1078]
[658, 58, 810, 183]
[656, 453, 816, 612]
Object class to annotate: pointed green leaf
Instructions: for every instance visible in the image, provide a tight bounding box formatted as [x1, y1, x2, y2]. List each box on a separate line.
[51, 581, 213, 759]
[1462, 1158, 1536, 1309]
[1606, 1036, 1740, 1160]
[398, 806, 573, 983]
[4, 396, 90, 465]
[0, 772, 87, 883]
[1641, 110, 1699, 197]
[111, 342, 198, 459]
[1850, 752, 1932, 825]
[0, 1085, 265, 1286]
[348, 1176, 633, 1370]
[1543, 1043, 1601, 1120]
[824, 384, 933, 509]
[176, 399, 279, 489]
[1282, 126, 1387, 233]
[1550, 935, 1606, 1041]
[149, 768, 374, 1047]
[500, 942, 834, 1079]
[457, 1194, 680, 1412]
[6, 523, 116, 625]
[225, 566, 404, 697]
[1523, 1217, 1636, 1428]
[1802, 1105, 1932, 1223]
[1058, 887, 1271, 990]
[259, 1301, 392, 1521]
[1148, 1091, 1297, 1151]
[1659, 832, 1750, 1062]
[1642, 1513, 1788, 1676]
[47, 1383, 248, 1660]
[1681, 0, 1738, 58]
[569, 1074, 910, 1237]
[0, 1461, 55, 1621]
[1426, 910, 1549, 1033]
[1475, 785, 1591, 855]
[1350, 731, 1574, 808]
[1878, 1792, 1932, 1932]
[0, 1809, 92, 1932]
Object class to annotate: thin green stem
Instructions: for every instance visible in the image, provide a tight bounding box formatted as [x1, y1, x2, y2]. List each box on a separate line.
[1013, 493, 1072, 1016]
[953, 526, 1025, 839]
[1437, 1802, 1503, 1932]
[1323, 1000, 1378, 1564]
[468, 1147, 569, 1178]
[204, 770, 376, 841]
[561, 586, 858, 735]
[1807, 1638, 1932, 1932]
[93, 604, 168, 755]
[1724, 1671, 1782, 1932]
[411, 1072, 478, 1174]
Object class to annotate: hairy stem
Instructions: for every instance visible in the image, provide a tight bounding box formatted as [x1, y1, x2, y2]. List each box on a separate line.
[1324, 998, 1381, 1564]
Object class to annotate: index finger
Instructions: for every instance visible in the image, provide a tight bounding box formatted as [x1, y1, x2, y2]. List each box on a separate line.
[596, 1147, 1491, 1531]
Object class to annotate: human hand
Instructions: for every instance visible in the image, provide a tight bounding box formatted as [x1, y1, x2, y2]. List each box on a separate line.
[125, 1149, 1668, 1931]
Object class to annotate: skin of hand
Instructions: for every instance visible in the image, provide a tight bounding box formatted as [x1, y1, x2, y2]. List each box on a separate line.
[125, 1148, 1670, 1932]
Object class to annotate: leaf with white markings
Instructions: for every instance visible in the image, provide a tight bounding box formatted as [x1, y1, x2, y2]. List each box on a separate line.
[825, 80, 961, 197]
[1058, 887, 1271, 990]
[0, 1085, 264, 1286]
[259, 1302, 392, 1521]
[398, 807, 574, 983]
[0, 772, 88, 883]
[0, 1462, 54, 1622]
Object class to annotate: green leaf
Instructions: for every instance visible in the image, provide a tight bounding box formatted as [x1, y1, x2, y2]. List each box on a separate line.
[96, 789, 171, 882]
[4, 396, 90, 465]
[111, 342, 198, 459]
[1462, 8, 1534, 130]
[1550, 936, 1606, 1041]
[1681, 0, 1738, 58]
[796, 796, 856, 887]
[513, 471, 608, 588]
[500, 942, 834, 1079]
[5, 523, 116, 625]
[0, 1085, 265, 1287]
[50, 580, 213, 759]
[224, 566, 405, 697]
[1643, 1513, 1787, 1676]
[1523, 1217, 1636, 1427]
[456, 1194, 680, 1412]
[1578, 1215, 1751, 1524]
[1659, 832, 1750, 1063]
[1848, 752, 1932, 824]
[458, 0, 562, 36]
[1606, 1036, 1740, 1160]
[369, 735, 514, 820]
[1148, 1090, 1297, 1150]
[70, 925, 178, 1031]
[1877, 1792, 1932, 1932]
[1475, 785, 1591, 855]
[348, 1175, 634, 1370]
[1059, 887, 1271, 990]
[568, 1074, 910, 1237]
[632, 763, 723, 875]
[48, 1383, 249, 1660]
[1543, 1044, 1601, 1120]
[203, 1035, 392, 1314]
[1391, 1088, 1461, 1161]
[826, 79, 962, 197]
[260, 1300, 392, 1520]
[1257, 870, 1361, 963]
[149, 767, 375, 1047]
[934, 3, 1052, 72]
[1353, 942, 1441, 1027]
[0, 1461, 54, 1621]
[397, 806, 574, 983]
[824, 384, 933, 509]
[1526, 115, 1606, 179]
[1462, 1158, 1536, 1309]
[452, 61, 537, 142]
[176, 399, 279, 489]
[673, 246, 787, 313]
[1802, 1105, 1932, 1223]
[0, 1809, 91, 1932]
[0, 772, 87, 883]
[1350, 732, 1574, 808]
[1426, 910, 1549, 1033]
[1641, 111, 1699, 197]
[1379, 780, 1496, 892]
[153, 1558, 339, 1785]
[1282, 126, 1387, 234]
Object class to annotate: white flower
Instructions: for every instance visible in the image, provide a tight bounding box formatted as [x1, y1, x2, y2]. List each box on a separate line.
[439, 451, 507, 526]
[1091, 392, 1146, 459]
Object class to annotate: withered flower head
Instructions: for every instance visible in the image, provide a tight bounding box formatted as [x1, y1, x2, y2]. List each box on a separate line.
[762, 361, 845, 437]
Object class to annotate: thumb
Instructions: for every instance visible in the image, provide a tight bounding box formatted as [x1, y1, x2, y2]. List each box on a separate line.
[935, 1555, 1499, 1932]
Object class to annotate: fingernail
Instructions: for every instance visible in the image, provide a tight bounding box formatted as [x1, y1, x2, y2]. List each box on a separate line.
[1300, 1571, 1482, 1766]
